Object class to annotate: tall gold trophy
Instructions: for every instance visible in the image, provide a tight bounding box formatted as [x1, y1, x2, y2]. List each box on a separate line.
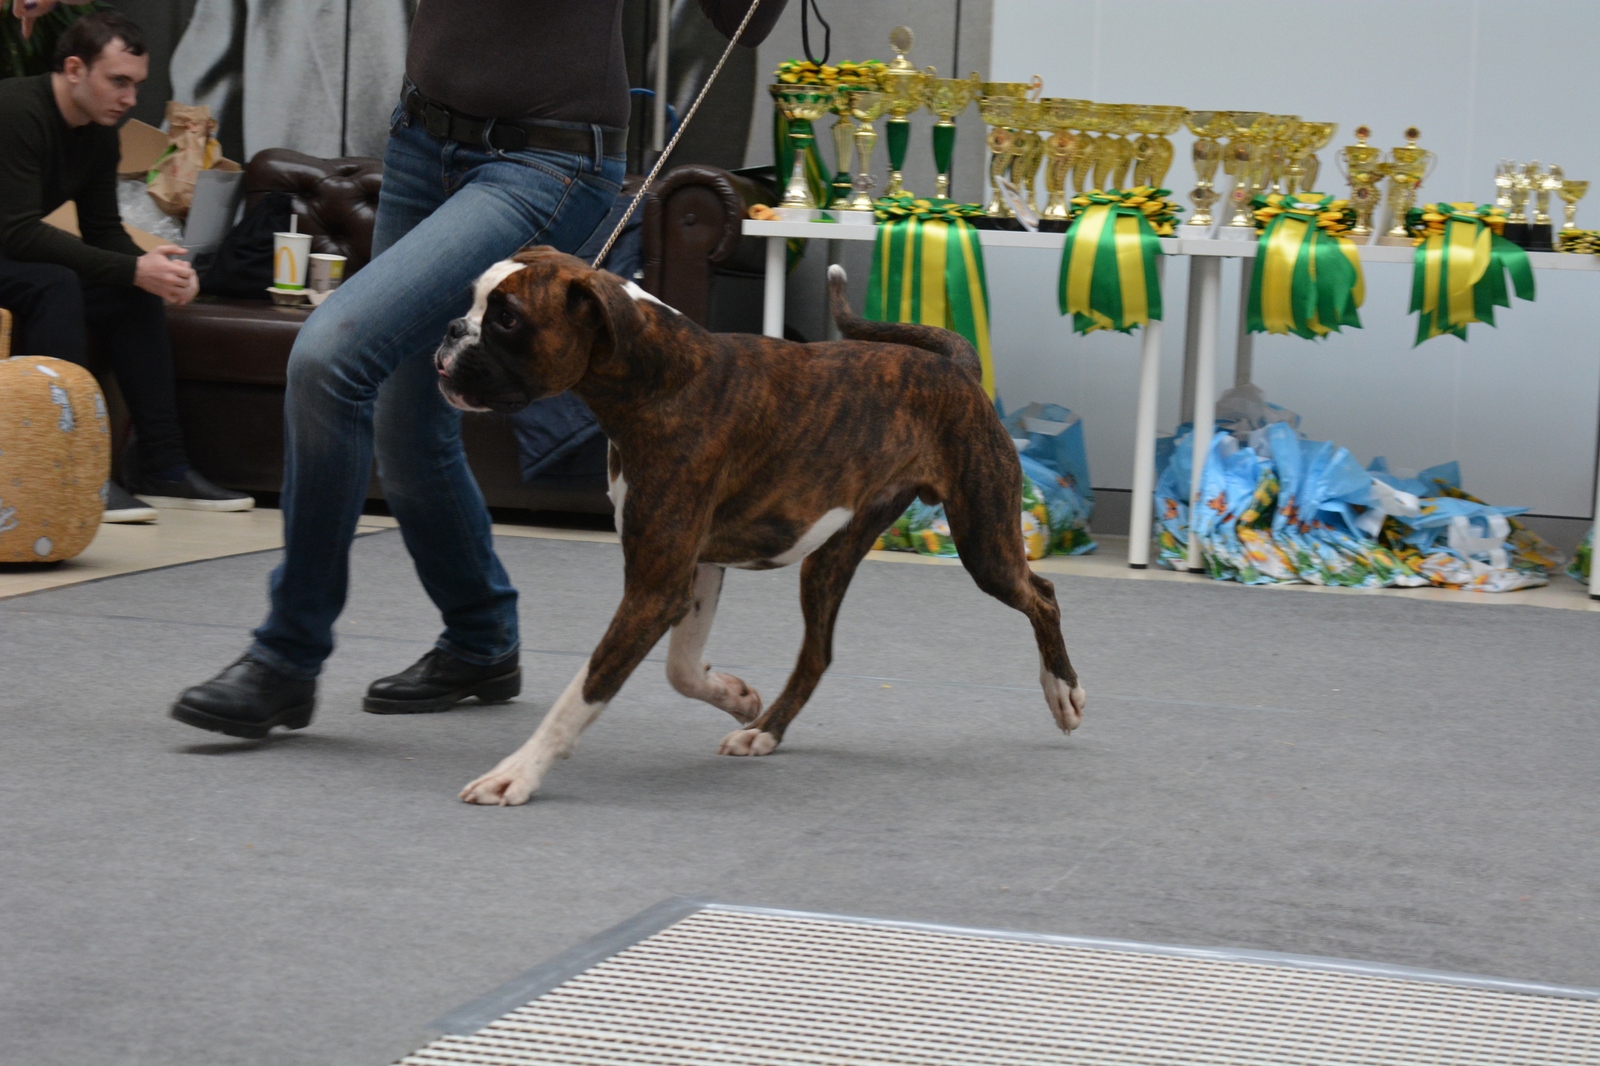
[1339, 126, 1386, 240]
[1283, 121, 1337, 194]
[1040, 98, 1090, 222]
[1093, 104, 1137, 191]
[845, 89, 889, 210]
[922, 73, 979, 199]
[1377, 127, 1435, 246]
[826, 93, 857, 209]
[1013, 98, 1048, 209]
[879, 27, 927, 197]
[1559, 175, 1590, 241]
[1184, 110, 1230, 228]
[1070, 100, 1113, 195]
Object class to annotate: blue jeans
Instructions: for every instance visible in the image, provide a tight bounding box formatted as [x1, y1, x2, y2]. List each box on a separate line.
[249, 105, 625, 679]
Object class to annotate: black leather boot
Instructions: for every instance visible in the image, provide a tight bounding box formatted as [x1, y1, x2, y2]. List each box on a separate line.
[171, 656, 317, 739]
[363, 648, 521, 714]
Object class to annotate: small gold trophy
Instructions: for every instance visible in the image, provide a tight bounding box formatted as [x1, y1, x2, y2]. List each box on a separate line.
[1040, 97, 1090, 221]
[1130, 105, 1186, 188]
[845, 89, 889, 211]
[879, 27, 927, 197]
[1093, 104, 1137, 191]
[772, 84, 837, 210]
[1220, 111, 1267, 232]
[1494, 160, 1516, 214]
[977, 80, 1034, 217]
[1376, 127, 1435, 245]
[922, 72, 979, 199]
[1184, 110, 1230, 227]
[1339, 127, 1386, 240]
[1559, 176, 1590, 240]
[1070, 100, 1113, 195]
[1284, 121, 1337, 194]
[1014, 99, 1048, 209]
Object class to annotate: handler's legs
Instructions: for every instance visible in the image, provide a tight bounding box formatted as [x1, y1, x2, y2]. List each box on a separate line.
[172, 113, 622, 735]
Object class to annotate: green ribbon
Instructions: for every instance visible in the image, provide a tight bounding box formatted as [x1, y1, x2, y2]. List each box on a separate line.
[1246, 192, 1364, 340]
[1056, 187, 1176, 334]
[1405, 202, 1535, 344]
[865, 194, 995, 397]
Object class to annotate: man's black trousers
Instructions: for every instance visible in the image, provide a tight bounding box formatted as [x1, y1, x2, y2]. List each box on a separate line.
[0, 255, 187, 474]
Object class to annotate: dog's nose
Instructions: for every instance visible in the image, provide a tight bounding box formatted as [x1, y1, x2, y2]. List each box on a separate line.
[445, 318, 468, 341]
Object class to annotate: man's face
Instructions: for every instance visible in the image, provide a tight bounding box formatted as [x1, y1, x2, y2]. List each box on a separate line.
[63, 40, 147, 126]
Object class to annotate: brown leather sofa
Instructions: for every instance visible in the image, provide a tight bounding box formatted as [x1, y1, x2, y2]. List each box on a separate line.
[165, 151, 774, 515]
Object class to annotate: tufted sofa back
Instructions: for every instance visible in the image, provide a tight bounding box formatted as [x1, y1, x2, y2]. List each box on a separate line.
[240, 149, 384, 272]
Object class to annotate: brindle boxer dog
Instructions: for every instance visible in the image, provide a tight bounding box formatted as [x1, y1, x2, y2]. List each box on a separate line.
[436, 247, 1086, 805]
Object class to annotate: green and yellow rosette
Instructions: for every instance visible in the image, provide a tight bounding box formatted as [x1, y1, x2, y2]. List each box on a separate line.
[1056, 187, 1179, 335]
[865, 193, 995, 398]
[1246, 192, 1364, 339]
[1404, 202, 1534, 344]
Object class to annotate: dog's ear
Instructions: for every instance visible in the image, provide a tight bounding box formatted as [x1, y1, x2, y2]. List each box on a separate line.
[565, 269, 643, 361]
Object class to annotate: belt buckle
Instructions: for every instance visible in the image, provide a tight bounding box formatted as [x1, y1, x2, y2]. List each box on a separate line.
[422, 102, 451, 139]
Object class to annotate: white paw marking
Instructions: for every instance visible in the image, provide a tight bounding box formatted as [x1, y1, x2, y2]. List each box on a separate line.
[460, 662, 604, 806]
[621, 279, 679, 314]
[718, 728, 779, 756]
[1041, 666, 1086, 734]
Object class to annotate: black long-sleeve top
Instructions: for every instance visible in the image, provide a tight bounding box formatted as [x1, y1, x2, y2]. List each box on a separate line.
[406, 0, 788, 128]
[0, 74, 143, 286]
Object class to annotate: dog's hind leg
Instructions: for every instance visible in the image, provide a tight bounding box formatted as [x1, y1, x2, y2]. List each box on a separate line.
[944, 462, 1086, 734]
[719, 492, 915, 756]
[666, 563, 762, 724]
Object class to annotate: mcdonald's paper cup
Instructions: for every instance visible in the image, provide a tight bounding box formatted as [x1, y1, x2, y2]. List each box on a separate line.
[273, 231, 313, 290]
[309, 253, 346, 293]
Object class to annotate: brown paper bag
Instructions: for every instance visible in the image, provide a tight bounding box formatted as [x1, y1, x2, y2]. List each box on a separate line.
[146, 102, 223, 218]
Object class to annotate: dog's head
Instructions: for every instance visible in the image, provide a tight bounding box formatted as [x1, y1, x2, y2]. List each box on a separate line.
[434, 247, 653, 413]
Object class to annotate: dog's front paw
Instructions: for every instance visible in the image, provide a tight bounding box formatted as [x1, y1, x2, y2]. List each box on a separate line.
[717, 728, 779, 756]
[459, 761, 540, 806]
[709, 672, 763, 725]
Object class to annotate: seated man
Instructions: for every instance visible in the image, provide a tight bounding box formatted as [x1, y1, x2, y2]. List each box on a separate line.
[0, 9, 252, 521]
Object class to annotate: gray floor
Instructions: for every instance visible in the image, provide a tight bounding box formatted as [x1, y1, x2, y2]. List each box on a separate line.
[2, 531, 1598, 1066]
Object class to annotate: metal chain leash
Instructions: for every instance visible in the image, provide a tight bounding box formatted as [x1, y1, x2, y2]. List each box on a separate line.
[589, 0, 764, 268]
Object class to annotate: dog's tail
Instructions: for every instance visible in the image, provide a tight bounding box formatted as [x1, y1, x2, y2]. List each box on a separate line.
[827, 264, 983, 386]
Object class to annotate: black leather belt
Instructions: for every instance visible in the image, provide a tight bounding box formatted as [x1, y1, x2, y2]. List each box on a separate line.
[402, 84, 626, 156]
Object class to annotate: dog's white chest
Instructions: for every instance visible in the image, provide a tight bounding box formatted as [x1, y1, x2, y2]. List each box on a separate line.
[734, 508, 854, 569]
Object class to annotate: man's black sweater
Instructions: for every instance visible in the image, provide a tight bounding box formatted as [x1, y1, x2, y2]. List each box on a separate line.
[0, 74, 143, 286]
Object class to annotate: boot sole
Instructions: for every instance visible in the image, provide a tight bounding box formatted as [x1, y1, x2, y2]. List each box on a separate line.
[362, 668, 522, 715]
[170, 699, 315, 739]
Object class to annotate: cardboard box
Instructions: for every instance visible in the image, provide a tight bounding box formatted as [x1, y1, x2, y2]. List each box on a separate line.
[41, 200, 166, 254]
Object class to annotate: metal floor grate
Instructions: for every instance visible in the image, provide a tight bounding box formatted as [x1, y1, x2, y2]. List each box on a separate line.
[399, 901, 1600, 1065]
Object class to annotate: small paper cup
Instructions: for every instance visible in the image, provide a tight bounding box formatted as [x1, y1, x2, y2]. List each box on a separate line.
[309, 253, 346, 293]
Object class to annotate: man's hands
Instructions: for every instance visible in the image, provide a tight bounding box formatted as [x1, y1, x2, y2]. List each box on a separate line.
[135, 245, 199, 306]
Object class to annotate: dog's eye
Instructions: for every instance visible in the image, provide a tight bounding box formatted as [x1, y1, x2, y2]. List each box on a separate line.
[494, 308, 519, 331]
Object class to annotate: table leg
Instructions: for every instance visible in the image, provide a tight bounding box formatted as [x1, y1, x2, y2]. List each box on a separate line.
[1127, 258, 1165, 569]
[1187, 256, 1222, 573]
[1590, 447, 1600, 600]
[1180, 260, 1203, 424]
[1234, 257, 1255, 388]
[762, 235, 786, 339]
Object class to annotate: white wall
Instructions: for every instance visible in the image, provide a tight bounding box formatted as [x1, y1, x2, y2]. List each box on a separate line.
[988, 0, 1600, 518]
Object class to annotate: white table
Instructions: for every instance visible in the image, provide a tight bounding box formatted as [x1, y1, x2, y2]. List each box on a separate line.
[744, 218, 1600, 598]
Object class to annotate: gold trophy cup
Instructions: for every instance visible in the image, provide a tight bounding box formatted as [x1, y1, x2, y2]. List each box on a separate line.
[1093, 103, 1138, 191]
[978, 94, 1024, 217]
[1041, 97, 1090, 220]
[923, 72, 980, 199]
[1013, 99, 1048, 210]
[1377, 127, 1435, 245]
[1559, 176, 1590, 235]
[1184, 110, 1231, 227]
[1130, 104, 1187, 189]
[1284, 120, 1337, 194]
[1339, 126, 1386, 239]
[1069, 100, 1113, 195]
[826, 93, 857, 210]
[845, 89, 889, 210]
[1220, 111, 1268, 231]
[772, 84, 837, 210]
[879, 27, 927, 197]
